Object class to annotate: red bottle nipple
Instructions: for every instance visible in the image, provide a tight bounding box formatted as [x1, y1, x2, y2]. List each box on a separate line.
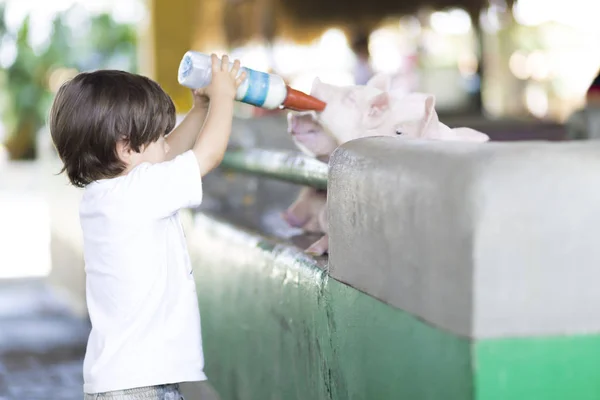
[282, 86, 326, 112]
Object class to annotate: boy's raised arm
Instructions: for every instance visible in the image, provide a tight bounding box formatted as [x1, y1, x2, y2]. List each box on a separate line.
[192, 54, 245, 177]
[165, 99, 208, 160]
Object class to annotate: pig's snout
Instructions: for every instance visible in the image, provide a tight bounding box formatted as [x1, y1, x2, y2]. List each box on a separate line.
[289, 109, 322, 135]
[290, 114, 310, 135]
[289, 115, 320, 136]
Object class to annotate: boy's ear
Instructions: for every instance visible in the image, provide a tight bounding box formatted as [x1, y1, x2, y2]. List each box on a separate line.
[116, 140, 133, 163]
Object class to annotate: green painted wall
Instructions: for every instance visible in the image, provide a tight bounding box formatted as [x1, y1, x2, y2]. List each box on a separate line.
[475, 336, 600, 400]
[190, 215, 471, 400]
[189, 214, 600, 400]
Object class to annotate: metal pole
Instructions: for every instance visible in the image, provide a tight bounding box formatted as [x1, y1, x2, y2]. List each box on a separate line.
[221, 149, 328, 190]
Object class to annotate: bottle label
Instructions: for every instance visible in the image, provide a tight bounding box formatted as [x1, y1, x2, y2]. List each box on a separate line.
[241, 68, 270, 107]
[179, 55, 193, 79]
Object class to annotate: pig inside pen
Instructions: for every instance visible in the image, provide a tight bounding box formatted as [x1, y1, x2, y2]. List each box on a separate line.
[283, 72, 490, 255]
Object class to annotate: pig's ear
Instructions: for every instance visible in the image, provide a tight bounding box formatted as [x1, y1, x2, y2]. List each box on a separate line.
[419, 95, 440, 136]
[363, 92, 390, 128]
[366, 73, 391, 91]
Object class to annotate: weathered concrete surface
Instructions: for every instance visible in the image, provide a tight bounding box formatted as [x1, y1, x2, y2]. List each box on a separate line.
[188, 213, 600, 400]
[188, 214, 472, 400]
[328, 137, 600, 339]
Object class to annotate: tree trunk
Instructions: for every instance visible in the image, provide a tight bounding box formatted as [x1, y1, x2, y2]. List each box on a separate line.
[4, 119, 37, 160]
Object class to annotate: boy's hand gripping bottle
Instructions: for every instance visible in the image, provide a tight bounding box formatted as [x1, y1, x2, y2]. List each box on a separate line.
[178, 51, 326, 112]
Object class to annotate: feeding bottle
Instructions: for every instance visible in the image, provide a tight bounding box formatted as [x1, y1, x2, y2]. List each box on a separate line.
[177, 51, 326, 112]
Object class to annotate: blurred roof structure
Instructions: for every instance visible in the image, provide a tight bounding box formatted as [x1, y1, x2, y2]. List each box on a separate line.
[280, 0, 514, 23]
[220, 0, 515, 45]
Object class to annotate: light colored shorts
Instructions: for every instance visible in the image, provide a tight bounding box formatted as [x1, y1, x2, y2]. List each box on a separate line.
[84, 384, 184, 400]
[84, 382, 220, 400]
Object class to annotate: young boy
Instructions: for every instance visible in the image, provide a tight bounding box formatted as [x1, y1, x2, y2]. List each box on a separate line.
[49, 54, 245, 399]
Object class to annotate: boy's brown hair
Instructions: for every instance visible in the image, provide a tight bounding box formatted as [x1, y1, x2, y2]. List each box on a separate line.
[49, 70, 176, 187]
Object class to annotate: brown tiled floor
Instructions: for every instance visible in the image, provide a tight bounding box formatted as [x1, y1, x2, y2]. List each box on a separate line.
[0, 279, 90, 400]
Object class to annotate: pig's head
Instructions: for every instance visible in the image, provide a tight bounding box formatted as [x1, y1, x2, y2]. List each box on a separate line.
[310, 77, 399, 144]
[286, 110, 338, 161]
[287, 72, 409, 158]
[310, 76, 489, 143]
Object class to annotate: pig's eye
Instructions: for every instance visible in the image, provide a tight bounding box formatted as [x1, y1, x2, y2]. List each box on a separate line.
[396, 130, 403, 135]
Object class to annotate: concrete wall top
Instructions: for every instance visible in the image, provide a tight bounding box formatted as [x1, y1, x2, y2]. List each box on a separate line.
[328, 137, 600, 339]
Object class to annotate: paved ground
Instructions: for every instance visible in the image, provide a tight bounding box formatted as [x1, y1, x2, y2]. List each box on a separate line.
[0, 279, 90, 400]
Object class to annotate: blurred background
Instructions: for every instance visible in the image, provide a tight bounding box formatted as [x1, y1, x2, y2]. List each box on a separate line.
[2, 0, 600, 164]
[0, 0, 599, 398]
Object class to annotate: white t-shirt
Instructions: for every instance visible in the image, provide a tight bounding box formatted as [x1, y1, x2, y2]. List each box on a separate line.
[79, 150, 207, 394]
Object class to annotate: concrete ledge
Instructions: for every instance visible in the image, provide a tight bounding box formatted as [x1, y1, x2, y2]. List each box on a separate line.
[328, 137, 600, 339]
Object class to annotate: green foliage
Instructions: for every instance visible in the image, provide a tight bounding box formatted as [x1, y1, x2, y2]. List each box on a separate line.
[0, 4, 138, 159]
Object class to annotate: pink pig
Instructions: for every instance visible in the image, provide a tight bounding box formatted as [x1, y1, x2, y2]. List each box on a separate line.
[284, 73, 489, 255]
[281, 187, 327, 233]
[312, 74, 490, 144]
